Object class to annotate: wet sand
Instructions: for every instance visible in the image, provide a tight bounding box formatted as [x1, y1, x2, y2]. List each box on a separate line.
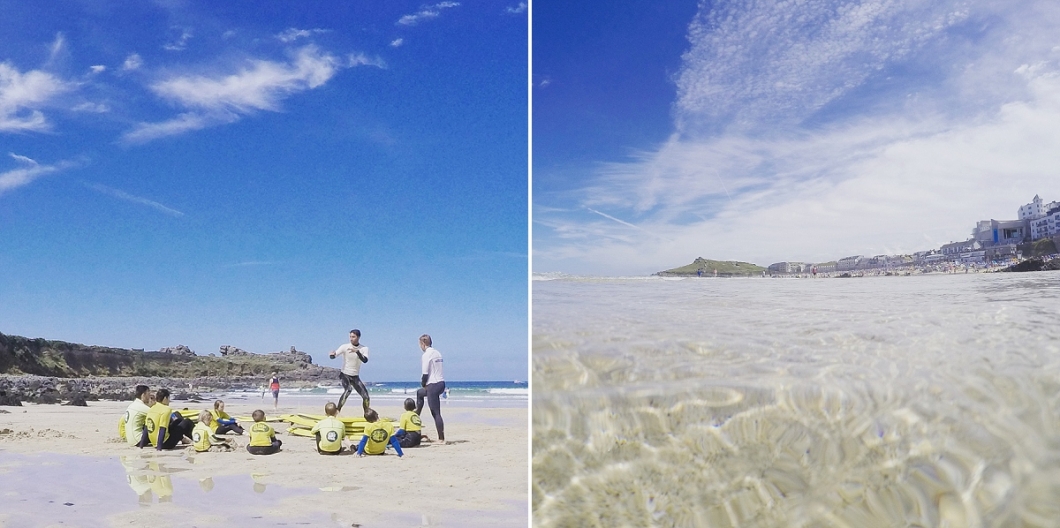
[0, 399, 527, 527]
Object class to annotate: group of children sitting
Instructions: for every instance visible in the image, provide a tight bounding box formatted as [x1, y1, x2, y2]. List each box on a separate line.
[120, 385, 422, 457]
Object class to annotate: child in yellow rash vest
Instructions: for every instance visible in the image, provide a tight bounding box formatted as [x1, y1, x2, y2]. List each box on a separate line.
[210, 400, 244, 435]
[247, 409, 282, 455]
[145, 388, 194, 450]
[192, 411, 234, 452]
[310, 402, 346, 455]
[356, 408, 403, 457]
[394, 398, 423, 448]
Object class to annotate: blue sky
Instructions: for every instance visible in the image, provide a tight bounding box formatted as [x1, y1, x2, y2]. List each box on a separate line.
[534, 0, 1060, 276]
[0, 0, 528, 381]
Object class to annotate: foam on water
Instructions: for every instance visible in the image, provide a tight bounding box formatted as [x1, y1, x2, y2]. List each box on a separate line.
[533, 272, 1060, 527]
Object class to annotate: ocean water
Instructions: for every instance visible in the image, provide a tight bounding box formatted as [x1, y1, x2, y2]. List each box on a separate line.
[213, 381, 528, 409]
[532, 272, 1060, 527]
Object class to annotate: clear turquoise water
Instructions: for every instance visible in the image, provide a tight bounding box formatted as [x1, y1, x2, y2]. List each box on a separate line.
[533, 272, 1060, 527]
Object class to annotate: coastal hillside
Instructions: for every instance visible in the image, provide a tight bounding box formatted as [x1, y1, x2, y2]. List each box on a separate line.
[656, 257, 767, 277]
[0, 332, 332, 380]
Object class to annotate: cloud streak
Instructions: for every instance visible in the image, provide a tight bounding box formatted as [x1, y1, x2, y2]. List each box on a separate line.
[397, 2, 460, 26]
[83, 181, 185, 216]
[0, 153, 74, 195]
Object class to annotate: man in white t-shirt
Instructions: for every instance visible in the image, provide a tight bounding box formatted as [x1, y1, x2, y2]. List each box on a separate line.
[415, 334, 446, 442]
[330, 329, 371, 414]
[124, 385, 152, 447]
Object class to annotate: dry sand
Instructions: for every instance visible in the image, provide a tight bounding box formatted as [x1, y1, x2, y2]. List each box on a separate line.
[0, 399, 528, 527]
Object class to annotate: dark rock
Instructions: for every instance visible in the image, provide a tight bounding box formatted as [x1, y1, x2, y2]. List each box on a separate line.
[1000, 258, 1060, 272]
[65, 393, 88, 406]
[37, 391, 60, 404]
[0, 390, 21, 406]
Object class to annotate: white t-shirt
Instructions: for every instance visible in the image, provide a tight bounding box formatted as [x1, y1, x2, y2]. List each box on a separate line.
[334, 343, 369, 376]
[124, 399, 151, 446]
[421, 346, 444, 385]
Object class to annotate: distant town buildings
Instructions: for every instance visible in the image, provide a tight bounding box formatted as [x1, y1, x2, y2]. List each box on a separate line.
[767, 194, 1059, 273]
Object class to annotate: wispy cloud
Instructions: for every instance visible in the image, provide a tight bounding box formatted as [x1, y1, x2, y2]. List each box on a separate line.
[506, 3, 527, 14]
[122, 53, 143, 71]
[0, 153, 74, 195]
[397, 2, 460, 26]
[163, 27, 193, 51]
[535, 0, 1060, 275]
[72, 101, 110, 113]
[47, 33, 66, 64]
[224, 260, 282, 268]
[276, 28, 330, 43]
[0, 62, 69, 133]
[347, 53, 386, 69]
[122, 46, 347, 144]
[89, 65, 106, 74]
[83, 181, 185, 217]
[390, 38, 404, 48]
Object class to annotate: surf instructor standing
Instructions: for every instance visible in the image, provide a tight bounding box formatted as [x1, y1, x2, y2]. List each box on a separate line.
[330, 329, 371, 415]
[416, 334, 445, 442]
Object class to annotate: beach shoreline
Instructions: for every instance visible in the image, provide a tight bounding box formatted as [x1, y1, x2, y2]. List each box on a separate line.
[0, 398, 527, 527]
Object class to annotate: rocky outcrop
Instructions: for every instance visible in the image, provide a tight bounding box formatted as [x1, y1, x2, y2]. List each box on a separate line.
[267, 346, 314, 366]
[1000, 258, 1060, 272]
[159, 345, 196, 356]
[218, 345, 251, 357]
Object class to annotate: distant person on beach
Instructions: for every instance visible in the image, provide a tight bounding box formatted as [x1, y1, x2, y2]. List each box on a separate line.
[356, 408, 403, 457]
[394, 398, 424, 447]
[247, 409, 282, 455]
[122, 385, 152, 446]
[192, 411, 234, 452]
[210, 400, 244, 435]
[330, 329, 371, 415]
[268, 373, 280, 410]
[416, 334, 445, 442]
[145, 388, 195, 450]
[310, 402, 347, 455]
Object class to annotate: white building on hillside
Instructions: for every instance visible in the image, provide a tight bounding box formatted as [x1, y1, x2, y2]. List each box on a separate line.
[1017, 195, 1060, 240]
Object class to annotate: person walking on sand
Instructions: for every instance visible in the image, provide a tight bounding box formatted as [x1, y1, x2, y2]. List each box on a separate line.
[330, 329, 371, 415]
[415, 334, 445, 443]
[268, 372, 280, 410]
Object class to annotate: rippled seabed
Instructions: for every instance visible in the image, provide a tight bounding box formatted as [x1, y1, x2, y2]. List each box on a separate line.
[532, 272, 1060, 527]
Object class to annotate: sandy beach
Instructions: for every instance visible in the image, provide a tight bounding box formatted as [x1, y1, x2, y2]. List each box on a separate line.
[0, 398, 527, 527]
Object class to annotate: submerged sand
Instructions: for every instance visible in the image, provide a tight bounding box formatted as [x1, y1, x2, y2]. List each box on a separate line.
[0, 399, 527, 527]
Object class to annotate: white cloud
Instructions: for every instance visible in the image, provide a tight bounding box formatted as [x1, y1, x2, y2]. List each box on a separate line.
[48, 33, 65, 63]
[347, 53, 386, 69]
[276, 28, 330, 43]
[397, 2, 460, 26]
[0, 153, 73, 195]
[163, 27, 193, 51]
[122, 46, 343, 143]
[121, 112, 226, 144]
[534, 0, 1060, 275]
[72, 102, 110, 113]
[391, 38, 404, 48]
[149, 46, 339, 112]
[507, 3, 527, 14]
[0, 62, 69, 133]
[83, 181, 185, 216]
[123, 53, 143, 71]
[89, 65, 106, 74]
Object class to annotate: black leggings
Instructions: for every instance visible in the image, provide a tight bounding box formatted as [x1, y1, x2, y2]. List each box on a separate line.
[338, 373, 370, 413]
[160, 416, 195, 449]
[416, 382, 445, 441]
[247, 439, 282, 455]
[397, 430, 421, 448]
[215, 422, 244, 435]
